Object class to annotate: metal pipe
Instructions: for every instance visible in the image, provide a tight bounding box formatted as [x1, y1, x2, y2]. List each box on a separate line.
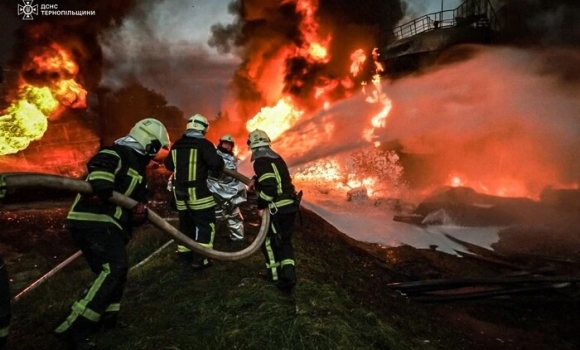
[0, 171, 269, 262]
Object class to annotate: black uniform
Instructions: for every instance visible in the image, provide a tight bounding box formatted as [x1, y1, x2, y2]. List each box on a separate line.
[253, 150, 298, 290]
[54, 144, 150, 343]
[0, 254, 10, 350]
[165, 133, 224, 267]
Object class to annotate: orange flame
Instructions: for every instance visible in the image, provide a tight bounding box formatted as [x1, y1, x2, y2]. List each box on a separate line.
[0, 43, 87, 155]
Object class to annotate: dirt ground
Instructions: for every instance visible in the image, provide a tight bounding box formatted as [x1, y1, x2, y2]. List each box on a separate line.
[1, 191, 579, 350]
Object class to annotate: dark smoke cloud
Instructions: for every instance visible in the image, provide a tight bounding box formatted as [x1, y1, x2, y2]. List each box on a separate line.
[6, 0, 137, 90]
[100, 0, 239, 123]
[492, 0, 580, 47]
[209, 0, 404, 121]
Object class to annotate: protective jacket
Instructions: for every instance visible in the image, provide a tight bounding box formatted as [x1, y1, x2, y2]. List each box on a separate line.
[253, 148, 297, 214]
[67, 144, 149, 233]
[207, 149, 244, 199]
[164, 134, 224, 210]
[208, 148, 246, 240]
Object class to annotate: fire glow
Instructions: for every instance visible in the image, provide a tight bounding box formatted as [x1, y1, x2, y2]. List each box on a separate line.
[0, 43, 87, 155]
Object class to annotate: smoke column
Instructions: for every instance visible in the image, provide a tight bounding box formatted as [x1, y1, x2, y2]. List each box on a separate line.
[99, 0, 239, 120]
[209, 0, 405, 124]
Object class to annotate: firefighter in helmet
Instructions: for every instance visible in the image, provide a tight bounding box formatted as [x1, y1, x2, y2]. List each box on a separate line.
[164, 114, 224, 270]
[54, 118, 170, 349]
[247, 129, 300, 291]
[207, 134, 246, 241]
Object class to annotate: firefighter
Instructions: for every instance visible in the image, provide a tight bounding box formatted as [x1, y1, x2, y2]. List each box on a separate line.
[0, 254, 10, 350]
[247, 129, 300, 291]
[54, 118, 170, 349]
[164, 114, 224, 270]
[207, 134, 246, 241]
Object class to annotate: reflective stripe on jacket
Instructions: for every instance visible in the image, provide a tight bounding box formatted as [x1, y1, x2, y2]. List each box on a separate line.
[164, 135, 224, 210]
[253, 154, 297, 213]
[67, 145, 149, 231]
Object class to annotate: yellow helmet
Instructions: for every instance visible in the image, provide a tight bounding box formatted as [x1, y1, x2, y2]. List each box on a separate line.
[220, 134, 235, 144]
[187, 114, 209, 134]
[247, 129, 271, 149]
[129, 118, 170, 156]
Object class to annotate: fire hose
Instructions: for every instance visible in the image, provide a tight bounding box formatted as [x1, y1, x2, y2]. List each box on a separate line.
[0, 168, 268, 261]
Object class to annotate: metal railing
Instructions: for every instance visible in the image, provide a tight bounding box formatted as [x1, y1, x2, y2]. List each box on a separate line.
[393, 0, 502, 40]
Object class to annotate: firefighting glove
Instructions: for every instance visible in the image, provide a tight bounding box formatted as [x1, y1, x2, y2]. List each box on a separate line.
[131, 202, 148, 226]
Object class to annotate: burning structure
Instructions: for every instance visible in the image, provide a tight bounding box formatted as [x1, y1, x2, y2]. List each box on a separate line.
[379, 0, 503, 77]
[0, 0, 579, 201]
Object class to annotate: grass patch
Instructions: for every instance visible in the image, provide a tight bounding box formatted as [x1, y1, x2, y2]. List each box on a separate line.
[9, 208, 462, 350]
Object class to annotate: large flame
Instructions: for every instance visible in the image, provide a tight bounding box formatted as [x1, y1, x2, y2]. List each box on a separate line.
[0, 43, 87, 155]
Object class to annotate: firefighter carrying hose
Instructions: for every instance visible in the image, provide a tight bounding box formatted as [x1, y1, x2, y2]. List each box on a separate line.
[247, 129, 301, 292]
[54, 118, 170, 349]
[207, 134, 246, 242]
[164, 114, 224, 270]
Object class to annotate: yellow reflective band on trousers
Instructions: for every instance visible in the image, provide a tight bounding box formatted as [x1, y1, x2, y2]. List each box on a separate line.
[0, 326, 8, 337]
[280, 259, 295, 266]
[264, 236, 279, 281]
[55, 263, 112, 333]
[106, 303, 120, 312]
[176, 223, 215, 252]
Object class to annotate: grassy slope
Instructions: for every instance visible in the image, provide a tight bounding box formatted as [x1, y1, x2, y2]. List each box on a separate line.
[9, 207, 469, 350]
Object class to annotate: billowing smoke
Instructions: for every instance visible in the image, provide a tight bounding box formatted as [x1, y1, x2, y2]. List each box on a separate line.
[492, 0, 580, 47]
[209, 0, 405, 123]
[99, 0, 240, 122]
[8, 0, 137, 91]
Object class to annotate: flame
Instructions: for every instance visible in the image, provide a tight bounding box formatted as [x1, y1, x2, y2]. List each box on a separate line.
[361, 48, 392, 143]
[447, 173, 535, 198]
[0, 43, 87, 155]
[296, 0, 330, 63]
[293, 149, 405, 199]
[246, 97, 304, 140]
[350, 49, 366, 77]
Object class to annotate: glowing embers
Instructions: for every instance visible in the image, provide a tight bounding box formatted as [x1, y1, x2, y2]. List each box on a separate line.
[446, 173, 533, 199]
[0, 43, 87, 155]
[293, 147, 405, 200]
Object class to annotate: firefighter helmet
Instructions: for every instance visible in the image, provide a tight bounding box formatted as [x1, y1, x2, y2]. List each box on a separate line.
[129, 118, 170, 156]
[247, 129, 271, 149]
[187, 114, 209, 134]
[220, 134, 235, 144]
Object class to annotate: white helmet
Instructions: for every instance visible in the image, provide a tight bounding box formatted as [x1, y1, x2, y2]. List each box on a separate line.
[247, 129, 271, 149]
[187, 114, 209, 134]
[129, 118, 170, 156]
[220, 134, 235, 144]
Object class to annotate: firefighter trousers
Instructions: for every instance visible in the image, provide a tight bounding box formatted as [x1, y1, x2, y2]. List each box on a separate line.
[261, 211, 297, 290]
[214, 196, 244, 241]
[54, 226, 128, 342]
[177, 207, 216, 266]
